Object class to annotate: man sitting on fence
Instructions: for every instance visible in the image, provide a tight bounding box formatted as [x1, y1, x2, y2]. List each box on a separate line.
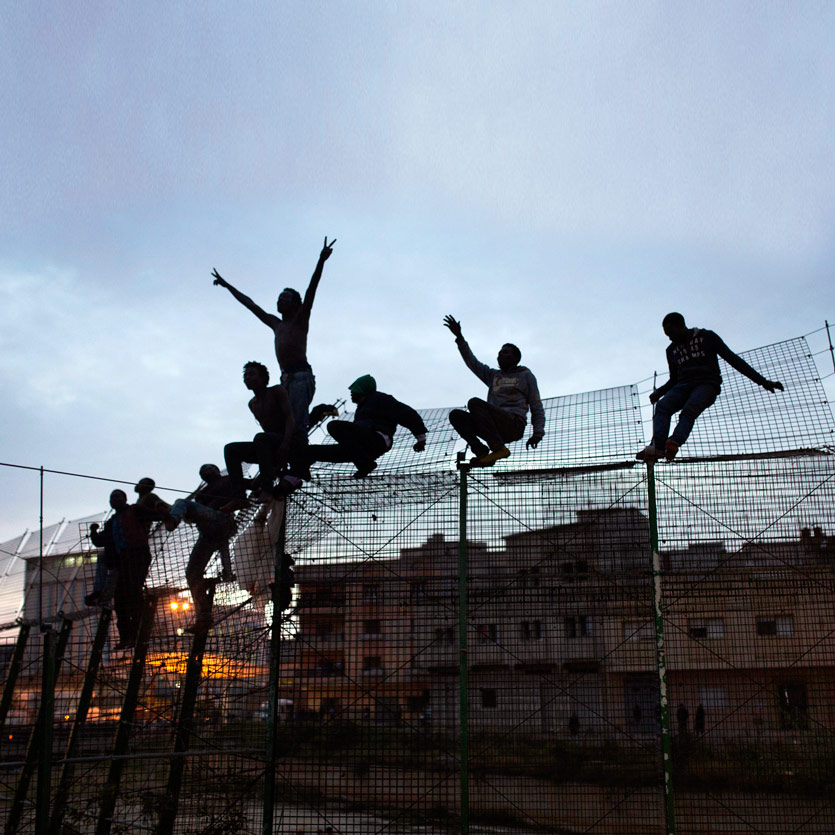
[224, 361, 295, 507]
[443, 314, 545, 466]
[307, 374, 428, 478]
[636, 313, 784, 462]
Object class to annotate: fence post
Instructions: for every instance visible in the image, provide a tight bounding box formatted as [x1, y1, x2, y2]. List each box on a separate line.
[457, 455, 470, 835]
[646, 462, 677, 835]
[0, 623, 31, 731]
[48, 607, 112, 834]
[262, 500, 287, 835]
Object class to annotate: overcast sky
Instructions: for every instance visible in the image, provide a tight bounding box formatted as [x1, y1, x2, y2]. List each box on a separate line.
[1, 2, 834, 542]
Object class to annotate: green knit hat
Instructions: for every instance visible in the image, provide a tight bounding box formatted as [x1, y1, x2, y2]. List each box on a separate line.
[348, 374, 377, 396]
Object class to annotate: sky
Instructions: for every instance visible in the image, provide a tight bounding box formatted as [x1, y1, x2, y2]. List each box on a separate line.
[1, 2, 834, 542]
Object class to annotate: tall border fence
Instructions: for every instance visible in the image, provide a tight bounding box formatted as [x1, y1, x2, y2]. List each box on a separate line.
[2, 331, 835, 833]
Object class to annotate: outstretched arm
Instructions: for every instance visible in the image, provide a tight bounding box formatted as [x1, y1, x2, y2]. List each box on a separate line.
[301, 237, 336, 313]
[713, 334, 783, 392]
[443, 314, 493, 386]
[212, 269, 280, 329]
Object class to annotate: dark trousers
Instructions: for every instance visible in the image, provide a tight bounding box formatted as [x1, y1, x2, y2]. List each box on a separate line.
[308, 421, 389, 468]
[113, 549, 151, 646]
[224, 432, 285, 495]
[652, 382, 719, 449]
[449, 398, 525, 455]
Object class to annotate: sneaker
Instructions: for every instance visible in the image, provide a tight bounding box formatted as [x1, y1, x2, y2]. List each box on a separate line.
[352, 461, 378, 479]
[636, 445, 663, 463]
[275, 475, 303, 497]
[471, 447, 511, 467]
[470, 441, 490, 458]
[665, 439, 680, 461]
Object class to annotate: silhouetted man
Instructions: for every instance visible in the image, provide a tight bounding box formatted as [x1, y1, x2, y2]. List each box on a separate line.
[133, 477, 170, 531]
[637, 313, 783, 462]
[212, 237, 335, 476]
[224, 361, 295, 506]
[88, 489, 160, 649]
[444, 315, 545, 466]
[86, 478, 167, 606]
[307, 375, 427, 478]
[163, 464, 239, 630]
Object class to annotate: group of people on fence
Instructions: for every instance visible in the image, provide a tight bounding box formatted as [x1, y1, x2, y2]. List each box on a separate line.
[86, 237, 784, 645]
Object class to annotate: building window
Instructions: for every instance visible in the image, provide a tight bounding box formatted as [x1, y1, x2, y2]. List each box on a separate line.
[565, 615, 591, 638]
[623, 621, 654, 642]
[757, 616, 793, 637]
[520, 620, 542, 640]
[362, 584, 380, 602]
[315, 623, 333, 640]
[480, 688, 497, 709]
[362, 619, 381, 636]
[410, 581, 427, 602]
[477, 624, 498, 643]
[688, 618, 724, 640]
[434, 627, 454, 644]
[362, 656, 383, 672]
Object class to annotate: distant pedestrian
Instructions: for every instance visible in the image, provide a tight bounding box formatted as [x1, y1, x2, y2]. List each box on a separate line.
[695, 703, 706, 735]
[676, 703, 689, 735]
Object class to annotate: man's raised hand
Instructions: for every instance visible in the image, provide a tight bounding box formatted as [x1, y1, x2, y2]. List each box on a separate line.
[320, 237, 337, 261]
[443, 315, 463, 339]
[211, 268, 227, 288]
[763, 380, 784, 394]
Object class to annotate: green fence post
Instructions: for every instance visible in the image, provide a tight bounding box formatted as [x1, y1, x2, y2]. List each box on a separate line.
[48, 607, 112, 835]
[646, 461, 677, 835]
[95, 594, 157, 835]
[457, 455, 470, 835]
[0, 623, 31, 732]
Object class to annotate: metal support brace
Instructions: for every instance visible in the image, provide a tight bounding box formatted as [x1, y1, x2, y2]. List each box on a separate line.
[95, 595, 157, 835]
[0, 623, 31, 731]
[48, 607, 113, 835]
[5, 621, 70, 835]
[156, 586, 216, 835]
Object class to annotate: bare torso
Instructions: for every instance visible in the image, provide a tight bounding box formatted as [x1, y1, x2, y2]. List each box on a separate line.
[272, 310, 310, 372]
[249, 385, 291, 433]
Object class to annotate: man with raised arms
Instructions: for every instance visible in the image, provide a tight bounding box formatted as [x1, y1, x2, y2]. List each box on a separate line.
[636, 312, 784, 462]
[212, 237, 335, 476]
[443, 315, 545, 466]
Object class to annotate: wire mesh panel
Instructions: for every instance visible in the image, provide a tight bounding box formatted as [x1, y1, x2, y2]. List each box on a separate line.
[2, 332, 835, 834]
[655, 456, 835, 835]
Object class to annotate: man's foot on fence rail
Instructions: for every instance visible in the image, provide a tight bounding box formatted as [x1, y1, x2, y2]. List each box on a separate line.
[221, 497, 251, 513]
[636, 445, 664, 463]
[471, 447, 510, 467]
